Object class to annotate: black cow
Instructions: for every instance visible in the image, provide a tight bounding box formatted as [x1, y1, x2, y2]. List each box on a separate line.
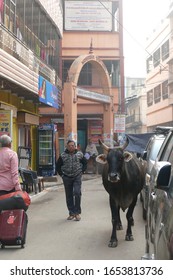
[96, 139, 145, 248]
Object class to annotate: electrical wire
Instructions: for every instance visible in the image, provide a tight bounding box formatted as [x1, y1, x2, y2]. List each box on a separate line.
[97, 0, 172, 75]
[63, 1, 171, 90]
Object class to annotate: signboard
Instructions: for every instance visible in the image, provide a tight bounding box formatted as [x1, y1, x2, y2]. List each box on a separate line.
[0, 110, 12, 137]
[65, 1, 112, 31]
[114, 114, 125, 133]
[38, 124, 55, 131]
[88, 120, 103, 144]
[77, 87, 111, 103]
[38, 76, 61, 109]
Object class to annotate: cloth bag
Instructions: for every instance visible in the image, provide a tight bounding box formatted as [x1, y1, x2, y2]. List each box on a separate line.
[0, 191, 31, 212]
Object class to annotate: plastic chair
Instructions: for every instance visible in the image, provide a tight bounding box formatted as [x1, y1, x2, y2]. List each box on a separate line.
[19, 168, 38, 194]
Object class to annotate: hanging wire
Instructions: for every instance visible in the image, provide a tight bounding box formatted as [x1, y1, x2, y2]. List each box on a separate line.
[97, 0, 173, 75]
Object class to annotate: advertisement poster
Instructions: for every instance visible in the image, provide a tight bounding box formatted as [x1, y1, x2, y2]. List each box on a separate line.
[88, 120, 103, 144]
[0, 110, 12, 137]
[38, 76, 61, 109]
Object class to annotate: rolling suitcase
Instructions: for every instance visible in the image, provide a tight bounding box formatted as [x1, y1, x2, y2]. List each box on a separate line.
[0, 209, 28, 249]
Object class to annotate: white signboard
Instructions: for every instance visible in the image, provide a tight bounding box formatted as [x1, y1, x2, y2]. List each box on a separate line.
[77, 87, 111, 103]
[65, 1, 112, 31]
[114, 114, 126, 133]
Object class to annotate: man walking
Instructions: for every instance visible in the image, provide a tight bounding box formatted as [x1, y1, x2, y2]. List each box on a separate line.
[56, 140, 87, 221]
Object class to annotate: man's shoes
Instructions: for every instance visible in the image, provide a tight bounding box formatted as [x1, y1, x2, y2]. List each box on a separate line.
[75, 214, 81, 221]
[67, 214, 81, 221]
[67, 215, 75, 220]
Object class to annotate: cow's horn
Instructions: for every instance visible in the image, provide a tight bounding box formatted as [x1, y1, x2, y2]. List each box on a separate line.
[98, 139, 109, 151]
[121, 138, 129, 150]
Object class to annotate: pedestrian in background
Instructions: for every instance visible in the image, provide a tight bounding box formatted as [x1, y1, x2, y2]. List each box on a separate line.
[56, 140, 87, 221]
[0, 134, 22, 196]
[85, 138, 98, 173]
[85, 138, 98, 159]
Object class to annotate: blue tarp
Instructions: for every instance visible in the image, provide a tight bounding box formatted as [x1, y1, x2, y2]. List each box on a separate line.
[125, 133, 154, 154]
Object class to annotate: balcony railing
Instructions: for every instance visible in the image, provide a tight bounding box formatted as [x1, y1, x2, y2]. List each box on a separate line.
[126, 114, 142, 126]
[0, 24, 62, 88]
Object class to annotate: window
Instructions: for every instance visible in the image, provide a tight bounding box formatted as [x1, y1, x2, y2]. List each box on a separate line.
[78, 63, 92, 86]
[4, 0, 16, 32]
[104, 60, 120, 87]
[161, 135, 173, 162]
[153, 49, 160, 68]
[149, 138, 165, 161]
[162, 80, 168, 100]
[147, 90, 153, 106]
[62, 60, 73, 84]
[9, 0, 15, 33]
[161, 40, 169, 61]
[16, 0, 60, 73]
[113, 7, 119, 32]
[146, 56, 153, 73]
[154, 85, 161, 103]
[167, 146, 173, 165]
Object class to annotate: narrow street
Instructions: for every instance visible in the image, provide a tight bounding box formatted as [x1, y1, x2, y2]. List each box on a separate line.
[0, 176, 146, 260]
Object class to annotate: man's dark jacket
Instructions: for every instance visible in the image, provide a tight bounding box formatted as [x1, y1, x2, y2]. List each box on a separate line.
[56, 149, 87, 178]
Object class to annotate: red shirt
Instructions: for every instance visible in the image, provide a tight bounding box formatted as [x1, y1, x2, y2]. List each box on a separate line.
[0, 147, 21, 191]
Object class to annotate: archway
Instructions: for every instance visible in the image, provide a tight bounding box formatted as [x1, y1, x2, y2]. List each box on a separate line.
[63, 53, 114, 146]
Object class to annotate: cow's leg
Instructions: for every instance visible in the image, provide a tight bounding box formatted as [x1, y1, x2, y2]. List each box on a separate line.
[125, 195, 137, 241]
[108, 196, 118, 247]
[117, 205, 123, 230]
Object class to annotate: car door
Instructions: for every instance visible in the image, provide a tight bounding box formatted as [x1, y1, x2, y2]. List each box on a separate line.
[155, 134, 173, 259]
[155, 170, 173, 259]
[148, 162, 166, 245]
[148, 132, 173, 246]
[154, 187, 171, 259]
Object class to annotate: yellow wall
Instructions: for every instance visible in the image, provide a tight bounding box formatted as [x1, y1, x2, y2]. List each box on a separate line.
[0, 90, 39, 169]
[12, 117, 18, 152]
[31, 125, 37, 170]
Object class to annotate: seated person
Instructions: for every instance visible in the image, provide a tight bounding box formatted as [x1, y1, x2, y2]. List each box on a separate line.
[85, 138, 98, 159]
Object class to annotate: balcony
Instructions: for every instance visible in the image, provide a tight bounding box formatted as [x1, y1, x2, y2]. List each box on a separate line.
[0, 24, 61, 88]
[126, 114, 142, 128]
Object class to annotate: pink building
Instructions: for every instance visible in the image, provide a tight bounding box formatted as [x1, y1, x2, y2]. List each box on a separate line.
[40, 0, 125, 152]
[146, 5, 173, 131]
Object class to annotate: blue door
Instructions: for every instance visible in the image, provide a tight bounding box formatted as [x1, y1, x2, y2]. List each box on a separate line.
[77, 130, 86, 153]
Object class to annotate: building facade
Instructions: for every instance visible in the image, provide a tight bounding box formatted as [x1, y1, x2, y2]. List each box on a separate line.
[39, 0, 125, 152]
[0, 0, 125, 172]
[0, 0, 63, 169]
[145, 6, 173, 131]
[125, 77, 147, 134]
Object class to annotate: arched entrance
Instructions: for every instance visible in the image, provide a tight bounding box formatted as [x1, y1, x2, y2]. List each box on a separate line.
[63, 53, 114, 146]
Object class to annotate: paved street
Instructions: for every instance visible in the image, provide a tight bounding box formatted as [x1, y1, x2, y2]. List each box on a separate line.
[0, 176, 146, 260]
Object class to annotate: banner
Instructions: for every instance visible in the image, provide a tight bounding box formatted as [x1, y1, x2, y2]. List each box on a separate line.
[38, 76, 61, 109]
[0, 260, 171, 280]
[65, 1, 112, 31]
[114, 114, 125, 133]
[0, 110, 12, 137]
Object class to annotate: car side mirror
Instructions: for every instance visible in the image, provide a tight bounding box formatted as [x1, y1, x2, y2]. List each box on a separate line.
[156, 163, 171, 190]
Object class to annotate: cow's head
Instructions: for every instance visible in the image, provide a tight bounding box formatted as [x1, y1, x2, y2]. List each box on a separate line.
[96, 139, 132, 182]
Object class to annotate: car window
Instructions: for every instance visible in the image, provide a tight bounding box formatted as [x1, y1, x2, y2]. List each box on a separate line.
[161, 134, 173, 161]
[149, 138, 164, 161]
[167, 146, 173, 165]
[146, 140, 153, 161]
[169, 167, 173, 198]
